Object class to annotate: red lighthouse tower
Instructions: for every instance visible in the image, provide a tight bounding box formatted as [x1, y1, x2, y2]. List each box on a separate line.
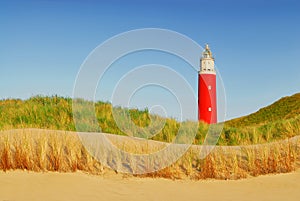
[198, 44, 217, 124]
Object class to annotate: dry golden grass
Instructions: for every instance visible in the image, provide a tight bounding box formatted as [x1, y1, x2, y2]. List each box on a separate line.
[0, 129, 104, 174]
[0, 129, 299, 180]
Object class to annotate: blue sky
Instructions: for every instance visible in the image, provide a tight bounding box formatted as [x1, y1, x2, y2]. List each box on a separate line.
[1, 0, 300, 120]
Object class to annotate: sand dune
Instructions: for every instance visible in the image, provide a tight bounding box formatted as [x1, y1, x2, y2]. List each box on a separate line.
[1, 128, 300, 180]
[1, 129, 300, 200]
[1, 170, 300, 201]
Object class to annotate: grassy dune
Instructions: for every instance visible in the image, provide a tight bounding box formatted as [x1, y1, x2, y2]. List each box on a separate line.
[1, 94, 300, 146]
[1, 94, 300, 179]
[227, 93, 300, 127]
[1, 129, 299, 180]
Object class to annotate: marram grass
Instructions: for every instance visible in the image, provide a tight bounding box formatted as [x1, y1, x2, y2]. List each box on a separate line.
[1, 95, 300, 179]
[1, 95, 300, 146]
[0, 129, 299, 180]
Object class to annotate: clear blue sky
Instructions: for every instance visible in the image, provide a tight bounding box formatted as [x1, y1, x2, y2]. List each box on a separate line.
[1, 0, 300, 120]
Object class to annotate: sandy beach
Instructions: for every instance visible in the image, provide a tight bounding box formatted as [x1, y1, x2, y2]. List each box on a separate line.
[1, 170, 299, 201]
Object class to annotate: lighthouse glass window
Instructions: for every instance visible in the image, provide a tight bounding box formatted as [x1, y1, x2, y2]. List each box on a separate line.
[208, 107, 212, 112]
[208, 85, 212, 90]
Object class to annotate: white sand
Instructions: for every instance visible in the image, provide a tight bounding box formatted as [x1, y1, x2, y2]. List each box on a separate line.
[1, 170, 300, 201]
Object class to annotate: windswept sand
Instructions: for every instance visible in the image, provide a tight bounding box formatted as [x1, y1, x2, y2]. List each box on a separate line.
[1, 170, 300, 201]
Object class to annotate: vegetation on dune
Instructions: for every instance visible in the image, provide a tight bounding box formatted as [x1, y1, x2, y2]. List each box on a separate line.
[219, 115, 300, 145]
[1, 94, 300, 180]
[0, 130, 103, 174]
[0, 96, 75, 131]
[220, 93, 300, 145]
[0, 94, 300, 146]
[226, 93, 300, 127]
[0, 95, 183, 144]
[0, 129, 299, 180]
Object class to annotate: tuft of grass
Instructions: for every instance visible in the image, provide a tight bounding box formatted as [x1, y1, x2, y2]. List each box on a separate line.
[0, 129, 105, 174]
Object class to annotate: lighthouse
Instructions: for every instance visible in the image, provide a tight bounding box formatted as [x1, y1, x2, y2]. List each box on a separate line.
[198, 44, 217, 124]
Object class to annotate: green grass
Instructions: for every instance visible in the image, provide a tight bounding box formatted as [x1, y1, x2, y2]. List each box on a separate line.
[0, 95, 184, 143]
[220, 93, 300, 145]
[226, 93, 300, 127]
[1, 93, 300, 146]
